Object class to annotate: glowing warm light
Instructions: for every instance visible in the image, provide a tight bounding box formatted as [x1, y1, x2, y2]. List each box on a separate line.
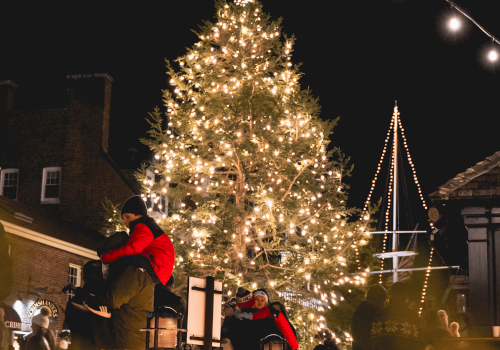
[489, 50, 498, 61]
[449, 18, 460, 31]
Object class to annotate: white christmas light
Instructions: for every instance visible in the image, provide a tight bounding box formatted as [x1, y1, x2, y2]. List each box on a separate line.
[488, 50, 498, 61]
[234, 0, 253, 5]
[449, 18, 460, 31]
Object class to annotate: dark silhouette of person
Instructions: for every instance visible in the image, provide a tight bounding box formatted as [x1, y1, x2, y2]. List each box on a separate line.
[371, 282, 422, 350]
[351, 284, 387, 350]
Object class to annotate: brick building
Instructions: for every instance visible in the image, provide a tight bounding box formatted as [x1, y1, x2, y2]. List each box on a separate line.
[0, 195, 102, 346]
[0, 74, 139, 233]
[0, 74, 146, 347]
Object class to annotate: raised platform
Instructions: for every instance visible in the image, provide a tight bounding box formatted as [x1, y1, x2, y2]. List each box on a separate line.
[449, 337, 500, 349]
[373, 251, 418, 258]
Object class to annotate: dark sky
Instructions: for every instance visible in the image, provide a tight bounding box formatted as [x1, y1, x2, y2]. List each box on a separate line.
[2, 0, 499, 211]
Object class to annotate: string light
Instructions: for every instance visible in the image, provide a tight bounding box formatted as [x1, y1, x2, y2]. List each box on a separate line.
[489, 50, 498, 61]
[419, 246, 434, 316]
[449, 18, 460, 31]
[397, 116, 430, 213]
[363, 105, 433, 283]
[446, 0, 500, 63]
[102, 2, 367, 346]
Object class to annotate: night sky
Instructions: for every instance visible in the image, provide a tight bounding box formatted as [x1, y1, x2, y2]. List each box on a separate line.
[2, 0, 499, 213]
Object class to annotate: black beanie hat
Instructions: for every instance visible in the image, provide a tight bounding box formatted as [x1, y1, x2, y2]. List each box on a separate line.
[121, 195, 148, 217]
[97, 231, 130, 257]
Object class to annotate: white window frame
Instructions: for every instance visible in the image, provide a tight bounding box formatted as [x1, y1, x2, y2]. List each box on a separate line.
[41, 167, 61, 204]
[158, 194, 168, 214]
[68, 263, 82, 300]
[0, 168, 19, 200]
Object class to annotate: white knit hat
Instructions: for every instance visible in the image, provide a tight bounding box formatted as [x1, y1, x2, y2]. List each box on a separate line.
[32, 306, 51, 329]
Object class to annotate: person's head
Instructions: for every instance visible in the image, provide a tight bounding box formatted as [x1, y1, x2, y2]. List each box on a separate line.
[82, 259, 103, 284]
[236, 287, 254, 309]
[253, 289, 269, 310]
[97, 231, 130, 258]
[32, 306, 51, 331]
[316, 329, 338, 350]
[121, 195, 148, 228]
[58, 339, 68, 349]
[366, 284, 387, 308]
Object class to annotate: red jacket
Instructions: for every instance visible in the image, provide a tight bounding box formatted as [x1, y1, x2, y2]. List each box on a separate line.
[101, 217, 175, 285]
[253, 307, 299, 350]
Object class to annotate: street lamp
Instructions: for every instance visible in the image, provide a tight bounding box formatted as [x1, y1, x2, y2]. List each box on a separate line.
[143, 306, 184, 350]
[260, 334, 286, 350]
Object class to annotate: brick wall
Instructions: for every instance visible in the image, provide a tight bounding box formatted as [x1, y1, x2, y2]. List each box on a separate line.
[0, 75, 137, 232]
[3, 232, 92, 334]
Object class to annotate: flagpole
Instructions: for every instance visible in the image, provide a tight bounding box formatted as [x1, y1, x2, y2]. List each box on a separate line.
[392, 101, 399, 283]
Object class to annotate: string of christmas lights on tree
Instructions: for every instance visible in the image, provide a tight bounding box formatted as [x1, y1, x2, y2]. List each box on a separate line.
[104, 0, 378, 348]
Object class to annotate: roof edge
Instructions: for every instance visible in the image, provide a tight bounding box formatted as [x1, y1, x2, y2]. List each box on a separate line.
[430, 151, 500, 200]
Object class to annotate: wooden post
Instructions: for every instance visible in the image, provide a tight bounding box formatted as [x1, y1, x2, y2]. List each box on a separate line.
[204, 276, 215, 350]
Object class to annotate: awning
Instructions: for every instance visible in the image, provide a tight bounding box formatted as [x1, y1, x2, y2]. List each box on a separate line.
[3, 305, 22, 330]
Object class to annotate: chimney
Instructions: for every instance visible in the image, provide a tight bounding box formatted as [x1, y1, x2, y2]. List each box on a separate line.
[0, 80, 17, 111]
[66, 74, 113, 153]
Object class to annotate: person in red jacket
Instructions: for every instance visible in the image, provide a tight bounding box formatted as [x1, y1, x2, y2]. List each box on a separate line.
[100, 195, 175, 285]
[233, 288, 299, 350]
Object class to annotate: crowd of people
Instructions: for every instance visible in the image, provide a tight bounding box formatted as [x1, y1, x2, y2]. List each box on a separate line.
[1, 195, 462, 350]
[351, 282, 461, 350]
[6, 195, 175, 350]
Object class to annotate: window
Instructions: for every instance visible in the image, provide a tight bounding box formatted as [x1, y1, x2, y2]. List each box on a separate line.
[41, 167, 61, 203]
[159, 195, 167, 214]
[457, 293, 466, 313]
[0, 169, 19, 200]
[68, 264, 82, 300]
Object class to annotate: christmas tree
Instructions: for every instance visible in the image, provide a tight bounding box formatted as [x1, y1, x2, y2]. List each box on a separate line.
[106, 0, 378, 348]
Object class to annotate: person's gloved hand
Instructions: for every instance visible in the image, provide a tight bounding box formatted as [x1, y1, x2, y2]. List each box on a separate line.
[224, 307, 234, 317]
[270, 304, 281, 318]
[234, 309, 253, 320]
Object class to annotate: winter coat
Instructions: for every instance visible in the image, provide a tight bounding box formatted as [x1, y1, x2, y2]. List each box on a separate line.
[0, 322, 8, 350]
[101, 216, 175, 285]
[22, 329, 56, 350]
[228, 306, 299, 350]
[97, 265, 155, 350]
[351, 301, 381, 350]
[370, 302, 422, 350]
[227, 316, 283, 350]
[65, 284, 100, 350]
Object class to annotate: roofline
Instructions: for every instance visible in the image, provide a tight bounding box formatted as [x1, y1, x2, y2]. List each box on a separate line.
[100, 148, 139, 195]
[429, 151, 500, 200]
[1, 220, 99, 260]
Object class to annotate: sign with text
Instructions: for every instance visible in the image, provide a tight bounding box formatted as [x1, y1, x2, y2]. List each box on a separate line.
[28, 299, 59, 319]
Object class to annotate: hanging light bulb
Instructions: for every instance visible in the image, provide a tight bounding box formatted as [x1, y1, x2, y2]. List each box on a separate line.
[449, 18, 460, 31]
[488, 50, 498, 61]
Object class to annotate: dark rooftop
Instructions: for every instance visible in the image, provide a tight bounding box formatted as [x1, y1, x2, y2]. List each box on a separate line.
[429, 151, 500, 201]
[0, 195, 104, 252]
